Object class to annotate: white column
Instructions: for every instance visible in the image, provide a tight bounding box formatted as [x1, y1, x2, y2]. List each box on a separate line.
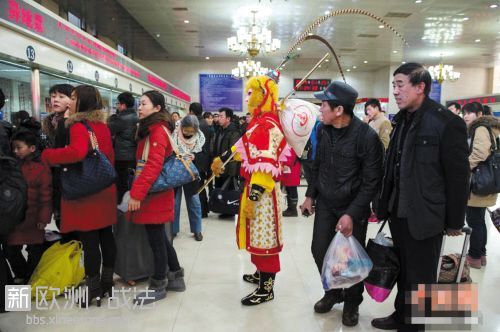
[31, 68, 41, 121]
[492, 64, 500, 94]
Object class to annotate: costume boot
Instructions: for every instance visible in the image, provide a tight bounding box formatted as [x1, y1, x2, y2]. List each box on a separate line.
[79, 275, 102, 308]
[282, 197, 298, 217]
[100, 266, 114, 298]
[241, 272, 275, 306]
[133, 277, 167, 306]
[166, 267, 186, 292]
[242, 270, 260, 285]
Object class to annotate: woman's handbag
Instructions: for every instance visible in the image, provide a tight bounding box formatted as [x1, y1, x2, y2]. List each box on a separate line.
[135, 126, 199, 193]
[61, 122, 117, 200]
[470, 126, 500, 195]
[364, 220, 400, 303]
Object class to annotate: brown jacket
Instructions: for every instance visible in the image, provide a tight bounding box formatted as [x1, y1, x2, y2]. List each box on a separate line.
[468, 116, 500, 207]
[369, 113, 392, 150]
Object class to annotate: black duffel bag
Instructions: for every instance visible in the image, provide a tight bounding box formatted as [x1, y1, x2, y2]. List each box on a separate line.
[470, 126, 500, 195]
[364, 220, 400, 303]
[209, 176, 241, 215]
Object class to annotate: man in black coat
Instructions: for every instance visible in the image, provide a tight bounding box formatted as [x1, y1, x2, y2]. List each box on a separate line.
[372, 63, 470, 331]
[189, 102, 213, 218]
[108, 92, 138, 203]
[300, 81, 384, 327]
[213, 107, 241, 219]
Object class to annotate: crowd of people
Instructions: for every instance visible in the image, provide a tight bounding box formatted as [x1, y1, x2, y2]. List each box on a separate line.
[0, 62, 497, 331]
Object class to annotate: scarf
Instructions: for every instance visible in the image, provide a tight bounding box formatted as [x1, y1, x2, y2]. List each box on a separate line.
[50, 112, 64, 129]
[173, 126, 205, 154]
[136, 111, 170, 141]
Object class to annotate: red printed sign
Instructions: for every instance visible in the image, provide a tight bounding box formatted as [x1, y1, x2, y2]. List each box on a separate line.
[294, 79, 331, 92]
[7, 0, 44, 33]
[448, 95, 500, 106]
[1, 0, 190, 102]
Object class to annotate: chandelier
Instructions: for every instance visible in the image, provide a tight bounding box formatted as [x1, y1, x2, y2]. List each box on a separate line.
[227, 10, 281, 57]
[231, 59, 269, 78]
[428, 63, 460, 84]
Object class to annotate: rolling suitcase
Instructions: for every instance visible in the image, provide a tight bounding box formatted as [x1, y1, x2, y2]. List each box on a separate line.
[437, 226, 472, 283]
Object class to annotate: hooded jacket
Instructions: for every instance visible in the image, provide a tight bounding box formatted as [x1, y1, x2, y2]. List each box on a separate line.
[467, 115, 500, 207]
[8, 157, 52, 245]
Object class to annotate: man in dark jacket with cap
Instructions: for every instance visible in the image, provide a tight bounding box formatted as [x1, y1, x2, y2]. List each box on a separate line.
[300, 81, 384, 327]
[108, 92, 138, 203]
[372, 63, 469, 331]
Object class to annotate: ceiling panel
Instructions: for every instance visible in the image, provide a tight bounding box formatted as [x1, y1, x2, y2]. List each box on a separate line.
[113, 0, 500, 70]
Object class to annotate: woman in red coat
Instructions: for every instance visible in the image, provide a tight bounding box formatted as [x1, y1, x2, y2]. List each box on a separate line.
[128, 90, 184, 305]
[42, 85, 117, 308]
[282, 151, 301, 217]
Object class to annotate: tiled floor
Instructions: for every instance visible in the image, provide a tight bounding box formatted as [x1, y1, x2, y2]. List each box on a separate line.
[0, 185, 499, 331]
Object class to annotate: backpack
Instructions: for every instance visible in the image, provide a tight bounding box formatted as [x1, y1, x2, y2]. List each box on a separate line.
[0, 155, 28, 235]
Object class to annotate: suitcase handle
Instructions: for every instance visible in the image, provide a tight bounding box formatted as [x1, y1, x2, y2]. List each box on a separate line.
[437, 226, 472, 283]
[461, 225, 472, 235]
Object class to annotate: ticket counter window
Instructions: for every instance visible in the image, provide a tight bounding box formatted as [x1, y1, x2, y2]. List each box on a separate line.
[0, 61, 33, 123]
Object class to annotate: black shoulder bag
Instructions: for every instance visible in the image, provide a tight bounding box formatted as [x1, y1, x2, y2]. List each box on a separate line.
[470, 125, 500, 195]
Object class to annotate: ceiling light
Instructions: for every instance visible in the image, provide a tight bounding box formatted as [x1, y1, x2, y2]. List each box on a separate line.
[184, 20, 190, 23]
[232, 59, 268, 78]
[415, 0, 422, 3]
[428, 62, 460, 84]
[308, 32, 313, 36]
[156, 34, 160, 37]
[297, 47, 302, 51]
[205, 56, 210, 60]
[352, 66, 357, 69]
[346, 69, 351, 72]
[325, 59, 329, 62]
[393, 50, 398, 53]
[402, 61, 406, 64]
[379, 25, 385, 29]
[475, 39, 481, 42]
[363, 60, 368, 63]
[462, 17, 469, 21]
[324, 11, 330, 15]
[227, 10, 281, 57]
[489, 4, 498, 8]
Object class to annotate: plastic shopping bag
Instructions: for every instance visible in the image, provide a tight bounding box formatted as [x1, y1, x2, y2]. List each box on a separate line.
[29, 240, 85, 300]
[321, 233, 373, 290]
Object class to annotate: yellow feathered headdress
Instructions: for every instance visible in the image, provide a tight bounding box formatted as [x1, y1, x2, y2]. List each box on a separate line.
[245, 72, 280, 116]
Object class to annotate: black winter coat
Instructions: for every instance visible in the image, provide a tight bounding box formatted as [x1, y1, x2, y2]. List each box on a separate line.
[108, 108, 139, 161]
[214, 122, 241, 177]
[305, 116, 384, 221]
[193, 116, 213, 173]
[376, 97, 470, 240]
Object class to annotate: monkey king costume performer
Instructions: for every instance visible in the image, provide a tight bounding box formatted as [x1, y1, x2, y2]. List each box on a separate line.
[212, 71, 291, 306]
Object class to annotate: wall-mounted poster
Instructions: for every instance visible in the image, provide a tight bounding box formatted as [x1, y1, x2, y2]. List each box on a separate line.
[429, 80, 442, 103]
[200, 74, 242, 112]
